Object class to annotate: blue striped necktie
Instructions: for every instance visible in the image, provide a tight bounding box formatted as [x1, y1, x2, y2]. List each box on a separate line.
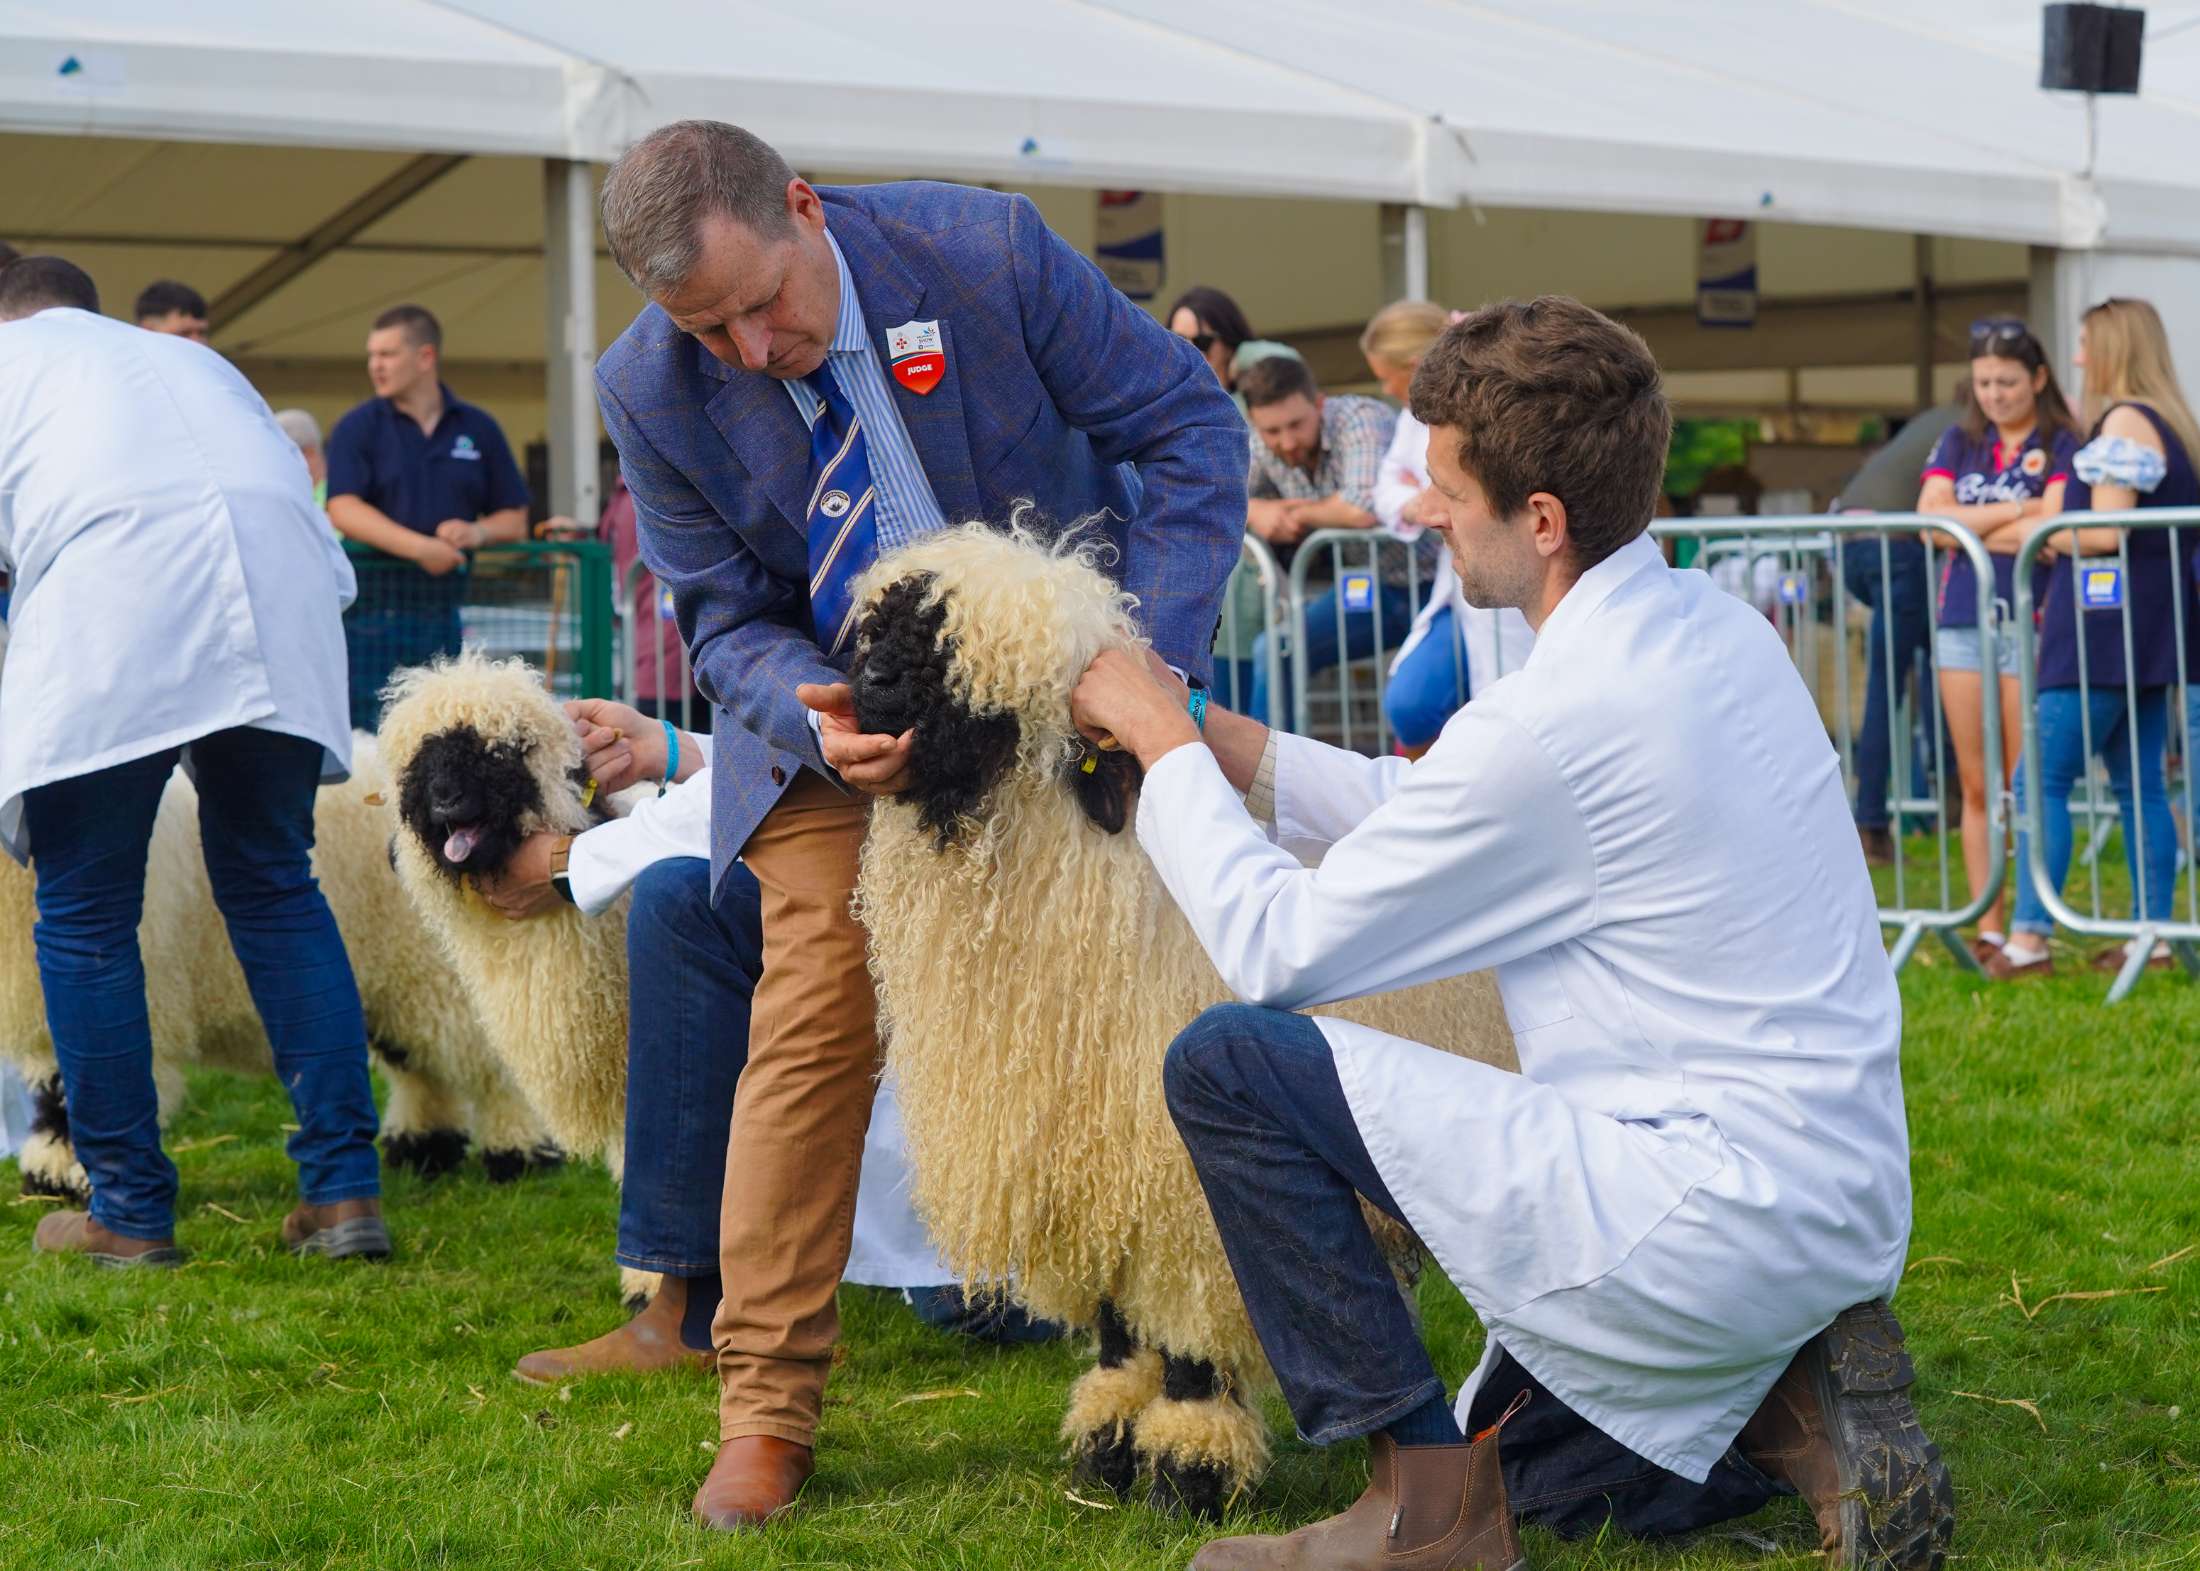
[801, 362, 878, 656]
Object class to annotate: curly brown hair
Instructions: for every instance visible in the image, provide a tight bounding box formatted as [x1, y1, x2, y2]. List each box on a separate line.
[1409, 296, 1671, 572]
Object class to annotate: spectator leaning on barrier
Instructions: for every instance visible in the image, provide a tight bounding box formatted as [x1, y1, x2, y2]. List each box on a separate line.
[1917, 319, 2081, 964]
[1836, 403, 1964, 865]
[0, 256, 387, 1269]
[1167, 284, 1303, 414]
[134, 279, 210, 344]
[1995, 298, 2200, 981]
[1243, 355, 1435, 727]
[1364, 300, 1534, 756]
[274, 407, 328, 509]
[325, 304, 529, 730]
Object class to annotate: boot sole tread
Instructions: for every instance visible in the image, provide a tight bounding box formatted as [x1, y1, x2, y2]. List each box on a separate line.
[1814, 1302, 1955, 1570]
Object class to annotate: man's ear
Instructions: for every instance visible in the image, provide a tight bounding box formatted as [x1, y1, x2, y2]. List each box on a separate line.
[1527, 492, 1571, 561]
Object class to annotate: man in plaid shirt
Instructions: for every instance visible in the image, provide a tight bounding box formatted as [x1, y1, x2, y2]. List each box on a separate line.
[1242, 356, 1438, 727]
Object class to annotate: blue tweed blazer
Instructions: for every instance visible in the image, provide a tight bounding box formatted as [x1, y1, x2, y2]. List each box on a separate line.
[595, 182, 1247, 900]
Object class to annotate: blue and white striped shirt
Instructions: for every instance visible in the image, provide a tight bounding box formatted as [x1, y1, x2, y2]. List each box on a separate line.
[782, 229, 949, 554]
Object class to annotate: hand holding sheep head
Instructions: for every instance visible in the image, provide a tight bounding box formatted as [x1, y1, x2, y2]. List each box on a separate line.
[798, 682, 914, 795]
[1070, 647, 1200, 771]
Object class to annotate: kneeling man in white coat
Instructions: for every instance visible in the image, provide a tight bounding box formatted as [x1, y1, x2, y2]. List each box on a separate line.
[1070, 296, 1949, 1571]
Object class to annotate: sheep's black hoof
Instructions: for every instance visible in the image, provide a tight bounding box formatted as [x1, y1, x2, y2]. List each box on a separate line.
[1069, 1424, 1142, 1499]
[1149, 1455, 1233, 1520]
[523, 1143, 566, 1173]
[479, 1147, 536, 1183]
[383, 1128, 468, 1179]
[21, 1166, 89, 1206]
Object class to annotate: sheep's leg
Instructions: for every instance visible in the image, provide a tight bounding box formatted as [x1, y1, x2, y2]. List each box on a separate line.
[1137, 1351, 1272, 1520]
[464, 1071, 565, 1184]
[371, 1043, 470, 1180]
[19, 1074, 90, 1205]
[1061, 1300, 1160, 1498]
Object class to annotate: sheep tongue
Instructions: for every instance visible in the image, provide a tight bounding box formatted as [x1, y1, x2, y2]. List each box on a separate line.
[443, 825, 482, 864]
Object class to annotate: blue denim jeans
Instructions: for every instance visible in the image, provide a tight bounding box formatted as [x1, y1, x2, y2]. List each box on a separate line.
[1252, 581, 1415, 732]
[2012, 686, 2177, 936]
[616, 856, 761, 1277]
[1163, 1003, 1784, 1540]
[1383, 605, 1468, 749]
[25, 728, 381, 1240]
[1841, 539, 1932, 829]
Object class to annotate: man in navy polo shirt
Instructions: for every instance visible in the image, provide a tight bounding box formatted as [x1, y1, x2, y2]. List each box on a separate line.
[326, 304, 529, 729]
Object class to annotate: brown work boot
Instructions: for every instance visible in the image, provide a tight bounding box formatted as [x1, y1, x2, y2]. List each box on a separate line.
[280, 1197, 391, 1260]
[1982, 942, 2052, 981]
[513, 1273, 714, 1385]
[1739, 1300, 1953, 1570]
[32, 1210, 184, 1268]
[1189, 1430, 1522, 1571]
[1857, 826, 1896, 868]
[692, 1434, 815, 1531]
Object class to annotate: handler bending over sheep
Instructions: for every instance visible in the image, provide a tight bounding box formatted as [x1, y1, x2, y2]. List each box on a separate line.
[1069, 297, 1953, 1571]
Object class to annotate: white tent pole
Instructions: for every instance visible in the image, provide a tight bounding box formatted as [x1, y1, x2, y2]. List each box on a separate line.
[544, 157, 601, 528]
[1404, 205, 1431, 302]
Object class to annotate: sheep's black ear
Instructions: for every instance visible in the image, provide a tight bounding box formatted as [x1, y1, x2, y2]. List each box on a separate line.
[1068, 747, 1141, 836]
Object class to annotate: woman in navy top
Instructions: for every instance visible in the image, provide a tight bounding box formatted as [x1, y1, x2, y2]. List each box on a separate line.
[1998, 298, 2200, 978]
[1916, 320, 2082, 960]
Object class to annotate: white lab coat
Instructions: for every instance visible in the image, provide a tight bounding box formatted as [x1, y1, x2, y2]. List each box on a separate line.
[1371, 411, 1534, 689]
[564, 757, 954, 1289]
[1137, 533, 1909, 1480]
[0, 309, 355, 863]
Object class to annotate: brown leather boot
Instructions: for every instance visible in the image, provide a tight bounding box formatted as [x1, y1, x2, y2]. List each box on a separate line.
[32, 1210, 184, 1268]
[513, 1273, 715, 1385]
[1189, 1430, 1523, 1571]
[692, 1435, 815, 1531]
[280, 1197, 391, 1260]
[1738, 1300, 1953, 1570]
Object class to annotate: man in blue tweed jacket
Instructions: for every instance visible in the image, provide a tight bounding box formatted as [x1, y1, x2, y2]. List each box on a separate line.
[592, 120, 1246, 1530]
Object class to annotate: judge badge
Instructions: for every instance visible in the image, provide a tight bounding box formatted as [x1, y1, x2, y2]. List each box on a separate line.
[820, 489, 853, 519]
[887, 318, 945, 395]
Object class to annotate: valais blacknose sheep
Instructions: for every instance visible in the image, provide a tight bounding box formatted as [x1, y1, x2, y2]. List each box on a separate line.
[848, 523, 1519, 1517]
[0, 734, 553, 1203]
[377, 654, 631, 1180]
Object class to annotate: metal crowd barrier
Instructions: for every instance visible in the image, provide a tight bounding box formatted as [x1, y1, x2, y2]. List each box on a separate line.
[344, 538, 613, 701]
[1652, 514, 2003, 974]
[2010, 505, 2200, 1002]
[616, 557, 708, 736]
[1284, 529, 1440, 753]
[1210, 535, 1288, 730]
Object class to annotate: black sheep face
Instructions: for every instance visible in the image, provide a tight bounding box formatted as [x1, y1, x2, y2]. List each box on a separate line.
[849, 573, 1139, 847]
[396, 723, 546, 882]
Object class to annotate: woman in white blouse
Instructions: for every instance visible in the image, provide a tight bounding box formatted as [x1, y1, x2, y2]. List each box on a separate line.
[1363, 302, 1534, 756]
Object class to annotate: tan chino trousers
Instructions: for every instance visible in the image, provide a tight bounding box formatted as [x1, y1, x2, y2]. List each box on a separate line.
[711, 770, 881, 1444]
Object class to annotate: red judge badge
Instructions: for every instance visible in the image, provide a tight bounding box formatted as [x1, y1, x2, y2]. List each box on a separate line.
[887, 319, 944, 395]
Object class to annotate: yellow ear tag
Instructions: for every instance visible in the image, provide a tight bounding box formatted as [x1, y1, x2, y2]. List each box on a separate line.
[582, 777, 599, 808]
[1080, 754, 1097, 775]
[362, 792, 385, 807]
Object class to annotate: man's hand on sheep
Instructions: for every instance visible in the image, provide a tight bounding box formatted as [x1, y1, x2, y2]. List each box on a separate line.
[476, 832, 569, 921]
[565, 698, 670, 795]
[798, 683, 914, 795]
[1070, 647, 1201, 772]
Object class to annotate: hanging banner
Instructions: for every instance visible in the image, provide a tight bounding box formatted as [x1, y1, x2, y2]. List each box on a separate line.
[1096, 190, 1165, 301]
[1696, 218, 1758, 329]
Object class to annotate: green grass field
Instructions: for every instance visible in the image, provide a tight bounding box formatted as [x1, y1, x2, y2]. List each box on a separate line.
[6, 888, 2199, 1570]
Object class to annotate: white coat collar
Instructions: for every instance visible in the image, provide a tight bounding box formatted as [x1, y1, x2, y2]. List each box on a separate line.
[1523, 530, 1663, 669]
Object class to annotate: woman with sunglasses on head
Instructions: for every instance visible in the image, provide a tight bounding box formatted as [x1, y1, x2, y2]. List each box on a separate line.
[1917, 318, 2082, 964]
[1167, 285, 1302, 414]
[1993, 299, 2200, 979]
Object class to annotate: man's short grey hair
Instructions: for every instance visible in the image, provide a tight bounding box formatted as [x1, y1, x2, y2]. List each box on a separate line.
[274, 408, 322, 452]
[600, 120, 799, 297]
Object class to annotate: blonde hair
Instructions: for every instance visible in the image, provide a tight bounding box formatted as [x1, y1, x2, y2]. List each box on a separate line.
[2082, 298, 2200, 465]
[1358, 299, 1451, 371]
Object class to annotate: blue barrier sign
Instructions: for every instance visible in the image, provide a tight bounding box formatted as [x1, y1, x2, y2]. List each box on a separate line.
[1778, 570, 1809, 605]
[2080, 564, 2124, 610]
[1341, 572, 1375, 614]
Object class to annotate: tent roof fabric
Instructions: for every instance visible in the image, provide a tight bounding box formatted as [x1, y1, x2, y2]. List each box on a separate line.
[5, 0, 2200, 248]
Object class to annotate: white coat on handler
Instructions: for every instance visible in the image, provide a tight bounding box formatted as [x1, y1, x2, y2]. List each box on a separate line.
[1135, 531, 1909, 1482]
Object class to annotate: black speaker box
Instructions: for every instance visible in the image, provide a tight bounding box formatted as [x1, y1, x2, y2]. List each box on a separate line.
[2041, 3, 2145, 94]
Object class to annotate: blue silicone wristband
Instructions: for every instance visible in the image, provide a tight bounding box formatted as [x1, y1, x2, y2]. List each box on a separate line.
[660, 719, 679, 796]
[1187, 687, 1209, 733]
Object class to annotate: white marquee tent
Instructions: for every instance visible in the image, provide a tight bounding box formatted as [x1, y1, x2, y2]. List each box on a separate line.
[6, 0, 2199, 516]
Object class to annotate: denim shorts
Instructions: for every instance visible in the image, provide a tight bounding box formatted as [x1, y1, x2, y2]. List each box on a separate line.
[1934, 623, 2019, 677]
